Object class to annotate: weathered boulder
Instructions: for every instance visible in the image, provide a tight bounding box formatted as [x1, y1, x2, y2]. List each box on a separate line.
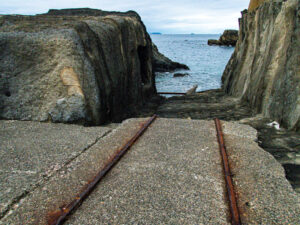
[208, 29, 239, 46]
[0, 8, 157, 125]
[222, 0, 300, 131]
[152, 43, 189, 72]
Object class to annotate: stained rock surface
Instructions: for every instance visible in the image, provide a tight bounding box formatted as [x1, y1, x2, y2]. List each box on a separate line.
[0, 8, 157, 125]
[222, 0, 300, 131]
[248, 0, 268, 12]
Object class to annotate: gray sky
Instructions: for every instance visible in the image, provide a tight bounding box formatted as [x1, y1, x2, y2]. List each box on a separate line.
[0, 0, 250, 34]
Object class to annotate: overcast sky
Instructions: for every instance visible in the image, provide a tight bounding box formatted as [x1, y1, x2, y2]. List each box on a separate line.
[0, 0, 250, 34]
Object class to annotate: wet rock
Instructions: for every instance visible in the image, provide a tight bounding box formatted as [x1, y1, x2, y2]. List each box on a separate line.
[222, 0, 300, 131]
[0, 8, 156, 125]
[173, 73, 189, 77]
[155, 89, 253, 121]
[208, 30, 238, 46]
[207, 39, 220, 45]
[283, 164, 300, 192]
[152, 43, 189, 72]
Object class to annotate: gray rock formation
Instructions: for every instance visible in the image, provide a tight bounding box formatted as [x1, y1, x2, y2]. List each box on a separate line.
[152, 43, 189, 72]
[0, 8, 157, 125]
[222, 0, 300, 131]
[208, 30, 239, 46]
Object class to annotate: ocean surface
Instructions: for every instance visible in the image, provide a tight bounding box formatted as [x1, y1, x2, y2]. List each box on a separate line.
[150, 34, 235, 93]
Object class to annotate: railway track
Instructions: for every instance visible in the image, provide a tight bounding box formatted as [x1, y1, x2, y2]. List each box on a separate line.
[48, 115, 158, 225]
[48, 115, 241, 225]
[214, 118, 241, 225]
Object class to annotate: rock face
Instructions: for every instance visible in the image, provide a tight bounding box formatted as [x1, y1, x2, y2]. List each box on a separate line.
[152, 43, 189, 72]
[222, 0, 300, 131]
[0, 8, 157, 125]
[208, 30, 239, 46]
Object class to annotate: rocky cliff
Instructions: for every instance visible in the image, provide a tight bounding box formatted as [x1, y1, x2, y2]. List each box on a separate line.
[248, 0, 268, 12]
[0, 9, 157, 125]
[222, 0, 299, 131]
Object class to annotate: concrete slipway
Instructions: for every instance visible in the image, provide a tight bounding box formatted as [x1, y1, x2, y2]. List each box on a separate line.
[0, 118, 299, 224]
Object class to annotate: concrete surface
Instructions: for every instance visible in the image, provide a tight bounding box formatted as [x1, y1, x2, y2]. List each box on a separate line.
[153, 90, 300, 193]
[1, 118, 299, 224]
[67, 118, 230, 224]
[0, 118, 148, 224]
[0, 120, 111, 218]
[222, 121, 300, 224]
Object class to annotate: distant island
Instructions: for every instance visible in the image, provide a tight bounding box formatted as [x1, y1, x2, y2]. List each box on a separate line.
[151, 32, 162, 35]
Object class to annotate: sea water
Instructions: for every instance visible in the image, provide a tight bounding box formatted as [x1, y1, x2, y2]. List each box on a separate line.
[151, 34, 234, 93]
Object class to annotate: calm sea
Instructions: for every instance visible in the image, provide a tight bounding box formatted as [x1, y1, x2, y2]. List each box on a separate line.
[150, 34, 234, 93]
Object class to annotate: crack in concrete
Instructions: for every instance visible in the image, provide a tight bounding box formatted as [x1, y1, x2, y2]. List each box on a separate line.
[0, 129, 112, 221]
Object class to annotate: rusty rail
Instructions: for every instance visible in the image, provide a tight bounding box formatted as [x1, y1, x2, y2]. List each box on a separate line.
[157, 92, 186, 95]
[214, 118, 241, 225]
[48, 115, 158, 225]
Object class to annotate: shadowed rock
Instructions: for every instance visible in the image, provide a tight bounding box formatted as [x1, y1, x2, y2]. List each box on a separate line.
[152, 43, 189, 72]
[0, 8, 157, 125]
[47, 10, 189, 73]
